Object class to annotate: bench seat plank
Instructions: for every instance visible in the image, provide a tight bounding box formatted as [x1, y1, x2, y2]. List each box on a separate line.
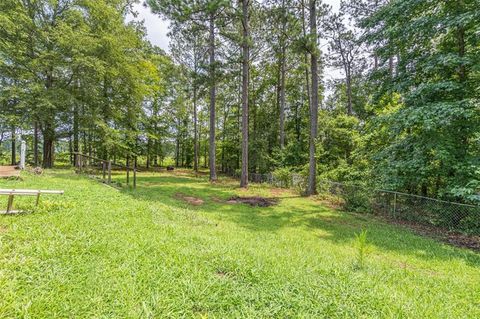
[0, 189, 64, 196]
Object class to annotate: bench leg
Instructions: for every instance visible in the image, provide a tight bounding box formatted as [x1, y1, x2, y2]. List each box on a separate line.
[6, 195, 14, 213]
[36, 193, 41, 206]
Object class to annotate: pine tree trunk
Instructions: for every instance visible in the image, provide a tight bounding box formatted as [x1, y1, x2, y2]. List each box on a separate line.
[279, 0, 287, 148]
[279, 46, 286, 148]
[307, 0, 319, 196]
[10, 127, 16, 165]
[301, 0, 311, 111]
[209, 13, 217, 181]
[240, 0, 249, 188]
[34, 121, 39, 167]
[42, 124, 55, 168]
[175, 136, 179, 167]
[193, 86, 199, 172]
[346, 66, 353, 115]
[73, 104, 79, 165]
[146, 138, 151, 169]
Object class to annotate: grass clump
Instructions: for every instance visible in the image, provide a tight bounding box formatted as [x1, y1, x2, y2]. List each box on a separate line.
[354, 229, 370, 270]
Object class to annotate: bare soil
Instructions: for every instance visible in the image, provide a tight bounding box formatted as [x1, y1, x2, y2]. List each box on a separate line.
[227, 196, 278, 207]
[174, 193, 204, 206]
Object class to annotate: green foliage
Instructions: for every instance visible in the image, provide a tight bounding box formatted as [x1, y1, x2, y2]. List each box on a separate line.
[354, 229, 370, 270]
[272, 167, 292, 188]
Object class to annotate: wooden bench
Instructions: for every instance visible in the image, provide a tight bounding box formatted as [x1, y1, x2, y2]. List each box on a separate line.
[0, 166, 20, 178]
[0, 189, 64, 214]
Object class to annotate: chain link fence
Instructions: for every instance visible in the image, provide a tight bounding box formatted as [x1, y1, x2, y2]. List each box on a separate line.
[317, 180, 480, 236]
[225, 170, 480, 236]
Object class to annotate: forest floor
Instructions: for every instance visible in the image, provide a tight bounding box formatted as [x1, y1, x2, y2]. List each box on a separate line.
[0, 170, 479, 318]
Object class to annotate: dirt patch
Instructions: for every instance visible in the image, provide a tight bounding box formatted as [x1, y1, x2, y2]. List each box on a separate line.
[227, 196, 278, 207]
[270, 188, 290, 196]
[0, 225, 7, 234]
[211, 196, 224, 203]
[174, 193, 204, 206]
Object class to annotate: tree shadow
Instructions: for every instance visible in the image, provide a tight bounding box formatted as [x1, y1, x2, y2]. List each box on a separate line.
[114, 173, 480, 267]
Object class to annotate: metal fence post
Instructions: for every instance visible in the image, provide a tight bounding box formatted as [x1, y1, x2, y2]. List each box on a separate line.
[126, 155, 130, 186]
[107, 160, 112, 184]
[102, 161, 106, 181]
[133, 156, 137, 189]
[393, 192, 397, 219]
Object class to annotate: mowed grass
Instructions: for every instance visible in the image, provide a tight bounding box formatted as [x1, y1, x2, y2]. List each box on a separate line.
[0, 170, 479, 318]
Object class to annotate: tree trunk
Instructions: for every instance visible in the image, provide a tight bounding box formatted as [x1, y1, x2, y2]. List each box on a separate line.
[175, 135, 179, 167]
[146, 138, 151, 169]
[240, 0, 250, 188]
[301, 0, 311, 111]
[279, 46, 286, 148]
[10, 127, 16, 165]
[389, 55, 394, 77]
[279, 0, 287, 148]
[209, 13, 217, 181]
[42, 124, 55, 168]
[346, 66, 353, 115]
[73, 104, 79, 166]
[193, 86, 199, 172]
[307, 0, 319, 196]
[34, 121, 39, 166]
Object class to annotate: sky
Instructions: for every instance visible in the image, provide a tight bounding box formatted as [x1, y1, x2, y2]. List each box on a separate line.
[128, 1, 342, 80]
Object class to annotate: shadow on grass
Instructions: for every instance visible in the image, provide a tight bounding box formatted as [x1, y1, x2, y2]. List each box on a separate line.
[115, 172, 480, 268]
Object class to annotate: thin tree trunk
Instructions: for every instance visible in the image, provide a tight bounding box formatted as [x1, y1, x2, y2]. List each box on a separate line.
[307, 0, 319, 196]
[73, 104, 79, 166]
[10, 127, 16, 165]
[42, 124, 55, 168]
[146, 138, 151, 169]
[209, 13, 217, 181]
[34, 121, 39, 166]
[175, 135, 179, 167]
[301, 0, 311, 110]
[389, 55, 394, 77]
[279, 0, 287, 148]
[279, 46, 286, 148]
[346, 66, 353, 115]
[240, 0, 250, 188]
[193, 86, 199, 172]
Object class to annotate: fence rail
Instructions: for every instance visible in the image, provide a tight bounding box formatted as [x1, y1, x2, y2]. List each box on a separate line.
[73, 152, 138, 188]
[224, 170, 480, 236]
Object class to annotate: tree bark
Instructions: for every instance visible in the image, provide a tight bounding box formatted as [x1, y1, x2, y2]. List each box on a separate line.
[42, 124, 55, 168]
[240, 0, 250, 188]
[346, 66, 353, 115]
[73, 104, 79, 166]
[10, 127, 16, 165]
[193, 85, 199, 172]
[209, 13, 217, 181]
[34, 121, 39, 166]
[307, 0, 319, 196]
[301, 0, 311, 111]
[279, 0, 287, 148]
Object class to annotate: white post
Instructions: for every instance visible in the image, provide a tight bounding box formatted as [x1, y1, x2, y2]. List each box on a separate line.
[20, 140, 26, 170]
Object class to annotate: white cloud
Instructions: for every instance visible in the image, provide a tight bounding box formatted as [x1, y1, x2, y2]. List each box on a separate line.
[127, 3, 171, 52]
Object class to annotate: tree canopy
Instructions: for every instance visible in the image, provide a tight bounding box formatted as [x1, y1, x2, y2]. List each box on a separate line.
[1, 0, 479, 203]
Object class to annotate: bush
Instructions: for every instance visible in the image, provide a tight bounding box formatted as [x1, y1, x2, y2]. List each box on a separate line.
[272, 168, 292, 188]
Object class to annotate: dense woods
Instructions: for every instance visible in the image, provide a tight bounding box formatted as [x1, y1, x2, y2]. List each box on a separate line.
[0, 0, 479, 203]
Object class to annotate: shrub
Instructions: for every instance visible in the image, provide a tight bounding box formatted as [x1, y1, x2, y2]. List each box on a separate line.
[272, 168, 292, 188]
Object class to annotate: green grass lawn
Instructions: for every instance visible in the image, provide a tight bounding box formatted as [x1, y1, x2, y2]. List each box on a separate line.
[0, 170, 479, 318]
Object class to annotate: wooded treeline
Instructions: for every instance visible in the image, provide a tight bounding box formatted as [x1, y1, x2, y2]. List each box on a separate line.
[1, 0, 479, 203]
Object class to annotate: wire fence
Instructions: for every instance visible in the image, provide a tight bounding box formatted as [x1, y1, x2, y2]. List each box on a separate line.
[225, 170, 480, 236]
[318, 180, 480, 236]
[73, 152, 138, 188]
